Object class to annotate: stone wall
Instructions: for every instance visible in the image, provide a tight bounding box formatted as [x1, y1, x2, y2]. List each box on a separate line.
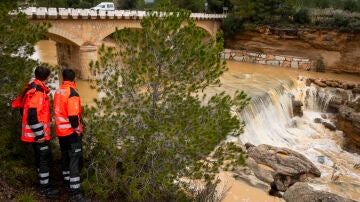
[225, 28, 360, 74]
[221, 49, 314, 70]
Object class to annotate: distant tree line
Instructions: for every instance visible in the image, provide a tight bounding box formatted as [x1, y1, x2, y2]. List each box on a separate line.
[221, 0, 360, 38]
[31, 0, 360, 13]
[30, 0, 360, 35]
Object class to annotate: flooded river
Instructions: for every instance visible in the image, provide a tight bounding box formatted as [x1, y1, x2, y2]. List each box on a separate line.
[34, 40, 360, 202]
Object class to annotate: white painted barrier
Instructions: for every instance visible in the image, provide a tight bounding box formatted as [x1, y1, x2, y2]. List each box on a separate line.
[21, 7, 227, 20]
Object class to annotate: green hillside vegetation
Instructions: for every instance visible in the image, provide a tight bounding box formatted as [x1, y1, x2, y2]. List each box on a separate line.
[29, 0, 360, 38]
[32, 0, 360, 14]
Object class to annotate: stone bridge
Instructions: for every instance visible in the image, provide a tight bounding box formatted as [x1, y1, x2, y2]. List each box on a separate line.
[24, 7, 225, 79]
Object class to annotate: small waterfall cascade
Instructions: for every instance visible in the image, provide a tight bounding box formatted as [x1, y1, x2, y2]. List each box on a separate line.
[237, 79, 297, 147]
[297, 85, 334, 112]
[234, 77, 360, 200]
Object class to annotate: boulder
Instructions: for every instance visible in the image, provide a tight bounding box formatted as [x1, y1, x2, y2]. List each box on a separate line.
[322, 121, 336, 131]
[283, 182, 357, 202]
[245, 144, 321, 192]
[328, 96, 344, 112]
[337, 105, 360, 154]
[314, 117, 322, 123]
[313, 79, 327, 87]
[292, 100, 303, 117]
[305, 78, 312, 86]
[352, 87, 360, 94]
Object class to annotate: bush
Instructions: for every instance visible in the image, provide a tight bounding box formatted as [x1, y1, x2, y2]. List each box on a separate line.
[316, 56, 326, 72]
[16, 191, 38, 202]
[83, 9, 250, 201]
[294, 8, 311, 24]
[221, 14, 244, 38]
[332, 13, 350, 28]
[0, 0, 49, 188]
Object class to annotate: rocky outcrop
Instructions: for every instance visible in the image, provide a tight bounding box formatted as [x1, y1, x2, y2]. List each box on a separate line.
[283, 182, 357, 202]
[306, 77, 357, 91]
[305, 77, 360, 154]
[338, 105, 360, 153]
[226, 27, 360, 74]
[244, 143, 321, 195]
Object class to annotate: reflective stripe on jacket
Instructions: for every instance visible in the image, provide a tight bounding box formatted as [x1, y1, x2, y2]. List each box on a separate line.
[54, 81, 83, 137]
[21, 79, 51, 142]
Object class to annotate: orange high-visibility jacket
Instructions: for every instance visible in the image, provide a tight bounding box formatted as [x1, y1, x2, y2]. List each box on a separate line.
[54, 81, 83, 137]
[21, 79, 51, 142]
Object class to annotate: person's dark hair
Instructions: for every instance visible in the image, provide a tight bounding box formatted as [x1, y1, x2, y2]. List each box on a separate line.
[35, 66, 51, 81]
[62, 69, 75, 81]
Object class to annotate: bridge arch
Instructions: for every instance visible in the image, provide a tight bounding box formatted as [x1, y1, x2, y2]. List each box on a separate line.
[96, 22, 143, 45]
[47, 27, 83, 46]
[27, 7, 225, 79]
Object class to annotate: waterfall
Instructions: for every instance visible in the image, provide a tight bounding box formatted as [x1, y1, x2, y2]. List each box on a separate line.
[238, 79, 298, 147]
[298, 85, 334, 112]
[233, 77, 360, 200]
[237, 77, 339, 147]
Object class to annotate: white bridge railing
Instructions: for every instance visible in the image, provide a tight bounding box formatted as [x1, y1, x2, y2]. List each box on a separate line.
[22, 7, 226, 20]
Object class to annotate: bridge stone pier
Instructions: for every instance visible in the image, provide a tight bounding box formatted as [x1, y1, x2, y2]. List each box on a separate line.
[24, 7, 225, 79]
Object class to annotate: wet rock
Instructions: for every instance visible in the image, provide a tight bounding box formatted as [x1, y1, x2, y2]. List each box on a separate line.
[245, 144, 321, 192]
[337, 105, 360, 154]
[305, 78, 312, 86]
[313, 79, 327, 87]
[328, 96, 344, 112]
[324, 80, 340, 88]
[348, 100, 360, 109]
[314, 118, 322, 123]
[245, 142, 255, 149]
[317, 156, 325, 164]
[283, 182, 357, 202]
[292, 100, 303, 117]
[339, 105, 355, 120]
[352, 87, 360, 94]
[322, 121, 336, 131]
[341, 82, 355, 90]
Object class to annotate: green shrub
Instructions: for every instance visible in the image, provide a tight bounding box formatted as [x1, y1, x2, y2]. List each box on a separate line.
[0, 0, 49, 188]
[221, 14, 244, 38]
[83, 9, 250, 201]
[294, 8, 311, 24]
[16, 192, 38, 202]
[332, 13, 350, 28]
[316, 56, 326, 72]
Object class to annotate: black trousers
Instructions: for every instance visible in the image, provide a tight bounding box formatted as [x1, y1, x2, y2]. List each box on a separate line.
[58, 133, 83, 193]
[32, 141, 52, 188]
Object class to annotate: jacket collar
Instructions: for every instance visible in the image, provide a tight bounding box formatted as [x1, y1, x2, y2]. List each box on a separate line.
[62, 81, 77, 89]
[33, 79, 50, 94]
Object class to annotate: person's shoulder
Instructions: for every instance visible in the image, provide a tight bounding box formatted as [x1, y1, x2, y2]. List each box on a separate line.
[55, 85, 71, 95]
[25, 82, 39, 94]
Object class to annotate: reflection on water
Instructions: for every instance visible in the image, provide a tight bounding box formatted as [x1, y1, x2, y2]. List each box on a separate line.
[34, 40, 360, 202]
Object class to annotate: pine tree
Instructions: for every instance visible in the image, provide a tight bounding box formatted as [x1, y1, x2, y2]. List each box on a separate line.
[83, 9, 250, 201]
[0, 0, 49, 182]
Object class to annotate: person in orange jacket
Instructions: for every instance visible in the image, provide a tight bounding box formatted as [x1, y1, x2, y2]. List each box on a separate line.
[54, 69, 87, 202]
[12, 66, 60, 199]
